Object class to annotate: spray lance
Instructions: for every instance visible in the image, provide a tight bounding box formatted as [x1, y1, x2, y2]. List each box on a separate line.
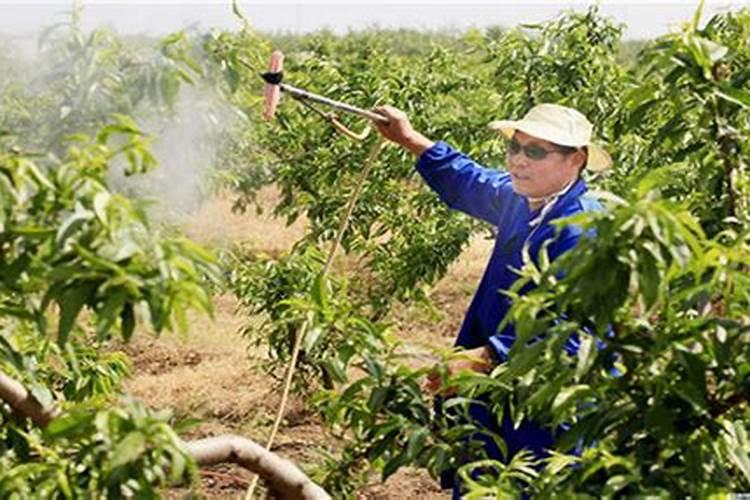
[243, 50, 388, 500]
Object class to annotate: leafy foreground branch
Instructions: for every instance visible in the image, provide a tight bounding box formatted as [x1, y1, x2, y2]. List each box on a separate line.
[0, 108, 330, 497]
[0, 369, 330, 500]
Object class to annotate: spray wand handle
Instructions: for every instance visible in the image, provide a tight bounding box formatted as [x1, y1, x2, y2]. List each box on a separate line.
[261, 71, 388, 124]
[279, 82, 388, 124]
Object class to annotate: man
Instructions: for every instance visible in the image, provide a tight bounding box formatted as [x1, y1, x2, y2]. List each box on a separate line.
[372, 103, 611, 495]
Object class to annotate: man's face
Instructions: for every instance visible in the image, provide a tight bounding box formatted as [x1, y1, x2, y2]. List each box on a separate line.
[507, 131, 585, 199]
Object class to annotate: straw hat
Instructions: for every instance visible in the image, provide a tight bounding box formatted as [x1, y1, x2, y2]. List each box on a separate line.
[488, 103, 612, 171]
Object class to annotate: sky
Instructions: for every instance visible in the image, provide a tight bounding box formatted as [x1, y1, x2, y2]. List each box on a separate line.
[0, 1, 748, 42]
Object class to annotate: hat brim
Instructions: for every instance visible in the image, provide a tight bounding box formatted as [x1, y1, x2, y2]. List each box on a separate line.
[488, 119, 612, 172]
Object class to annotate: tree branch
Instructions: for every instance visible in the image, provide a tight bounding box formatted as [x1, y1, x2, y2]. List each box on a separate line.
[185, 435, 330, 500]
[0, 371, 60, 427]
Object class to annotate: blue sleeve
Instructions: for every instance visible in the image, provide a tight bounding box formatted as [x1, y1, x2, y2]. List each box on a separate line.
[415, 141, 516, 226]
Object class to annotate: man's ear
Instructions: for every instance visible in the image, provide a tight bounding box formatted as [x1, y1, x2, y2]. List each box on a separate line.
[573, 148, 588, 173]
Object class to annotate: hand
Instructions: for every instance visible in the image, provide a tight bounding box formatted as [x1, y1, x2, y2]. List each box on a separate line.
[371, 105, 435, 156]
[422, 346, 495, 396]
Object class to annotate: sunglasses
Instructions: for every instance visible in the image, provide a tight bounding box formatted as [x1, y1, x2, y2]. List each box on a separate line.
[507, 138, 576, 161]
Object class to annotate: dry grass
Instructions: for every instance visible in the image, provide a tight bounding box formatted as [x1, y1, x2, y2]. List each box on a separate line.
[123, 190, 491, 499]
[181, 188, 307, 252]
[123, 294, 267, 434]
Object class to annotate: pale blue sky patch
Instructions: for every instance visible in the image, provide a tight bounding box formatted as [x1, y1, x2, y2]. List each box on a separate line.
[0, 1, 747, 41]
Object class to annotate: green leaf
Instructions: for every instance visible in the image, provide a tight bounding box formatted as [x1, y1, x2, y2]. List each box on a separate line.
[168, 450, 187, 483]
[382, 449, 408, 480]
[406, 428, 429, 462]
[109, 431, 147, 469]
[696, 37, 728, 65]
[45, 412, 95, 439]
[121, 303, 135, 342]
[634, 164, 685, 199]
[637, 251, 661, 309]
[56, 469, 73, 499]
[575, 335, 596, 381]
[302, 325, 323, 352]
[55, 209, 93, 248]
[691, 0, 706, 31]
[602, 474, 636, 496]
[57, 284, 95, 344]
[500, 341, 545, 383]
[368, 386, 389, 413]
[721, 420, 750, 484]
[320, 358, 347, 384]
[93, 192, 111, 224]
[310, 273, 329, 312]
[96, 288, 129, 338]
[552, 384, 592, 415]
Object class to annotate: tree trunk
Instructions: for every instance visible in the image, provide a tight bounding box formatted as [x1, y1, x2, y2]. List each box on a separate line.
[186, 436, 330, 500]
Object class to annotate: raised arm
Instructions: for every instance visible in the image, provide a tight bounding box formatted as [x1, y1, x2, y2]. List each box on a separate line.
[373, 105, 515, 225]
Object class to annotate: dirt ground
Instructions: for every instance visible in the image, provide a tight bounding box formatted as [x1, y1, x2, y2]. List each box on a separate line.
[123, 189, 493, 499]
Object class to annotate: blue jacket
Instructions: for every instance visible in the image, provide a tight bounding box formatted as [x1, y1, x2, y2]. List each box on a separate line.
[416, 141, 601, 361]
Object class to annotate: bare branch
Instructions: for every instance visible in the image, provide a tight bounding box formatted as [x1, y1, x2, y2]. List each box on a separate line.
[0, 371, 60, 427]
[185, 435, 330, 500]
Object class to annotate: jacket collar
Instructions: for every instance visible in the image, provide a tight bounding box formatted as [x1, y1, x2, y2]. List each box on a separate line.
[527, 177, 587, 228]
